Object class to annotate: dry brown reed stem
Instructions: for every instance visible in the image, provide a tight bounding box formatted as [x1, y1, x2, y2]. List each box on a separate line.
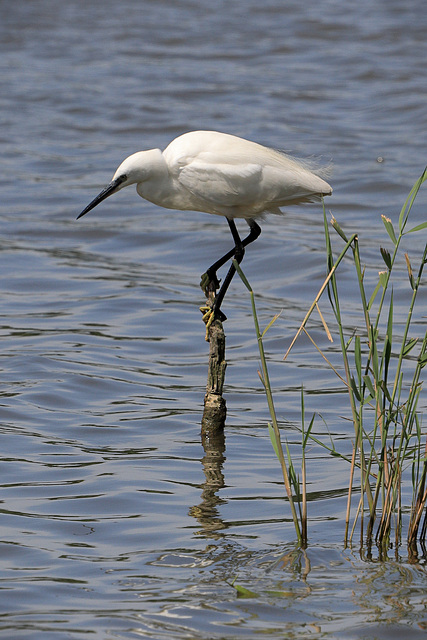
[283, 268, 337, 362]
[344, 444, 357, 545]
[408, 439, 427, 545]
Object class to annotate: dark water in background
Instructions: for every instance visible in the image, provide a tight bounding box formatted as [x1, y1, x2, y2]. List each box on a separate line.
[1, 1, 427, 638]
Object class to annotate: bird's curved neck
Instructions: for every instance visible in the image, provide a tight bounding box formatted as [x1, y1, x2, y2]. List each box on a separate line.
[135, 150, 169, 203]
[136, 151, 182, 210]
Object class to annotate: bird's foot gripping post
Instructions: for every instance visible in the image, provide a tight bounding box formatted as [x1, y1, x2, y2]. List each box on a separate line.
[200, 281, 227, 434]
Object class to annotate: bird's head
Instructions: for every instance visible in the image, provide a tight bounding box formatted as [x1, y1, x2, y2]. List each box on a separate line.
[77, 149, 162, 220]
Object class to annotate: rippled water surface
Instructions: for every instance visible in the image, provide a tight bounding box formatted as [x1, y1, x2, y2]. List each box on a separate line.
[1, 1, 427, 638]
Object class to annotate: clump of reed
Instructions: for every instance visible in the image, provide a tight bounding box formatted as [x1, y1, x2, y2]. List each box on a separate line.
[236, 168, 427, 552]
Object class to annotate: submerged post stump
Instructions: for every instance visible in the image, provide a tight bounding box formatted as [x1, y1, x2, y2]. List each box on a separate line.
[201, 289, 227, 433]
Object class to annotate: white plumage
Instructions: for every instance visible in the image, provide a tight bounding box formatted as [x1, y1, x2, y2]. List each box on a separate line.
[78, 130, 332, 321]
[79, 130, 331, 220]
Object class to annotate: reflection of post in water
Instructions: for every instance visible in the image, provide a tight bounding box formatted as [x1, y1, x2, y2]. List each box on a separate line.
[189, 427, 226, 537]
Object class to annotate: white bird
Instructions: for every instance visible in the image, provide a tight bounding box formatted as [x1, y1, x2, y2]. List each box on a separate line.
[78, 130, 332, 322]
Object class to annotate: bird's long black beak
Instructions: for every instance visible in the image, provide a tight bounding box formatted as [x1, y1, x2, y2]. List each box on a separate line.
[77, 175, 126, 220]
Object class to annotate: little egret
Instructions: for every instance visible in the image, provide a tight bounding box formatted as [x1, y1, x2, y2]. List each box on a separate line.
[77, 130, 332, 324]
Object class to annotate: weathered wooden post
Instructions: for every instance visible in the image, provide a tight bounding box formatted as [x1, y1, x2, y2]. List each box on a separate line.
[201, 287, 227, 433]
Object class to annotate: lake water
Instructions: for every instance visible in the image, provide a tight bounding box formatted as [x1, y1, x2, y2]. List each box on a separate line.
[1, 1, 427, 638]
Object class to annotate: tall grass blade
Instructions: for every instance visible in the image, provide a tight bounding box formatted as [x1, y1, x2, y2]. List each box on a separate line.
[234, 260, 303, 545]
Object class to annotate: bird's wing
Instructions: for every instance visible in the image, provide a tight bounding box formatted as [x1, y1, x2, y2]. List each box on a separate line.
[177, 160, 264, 210]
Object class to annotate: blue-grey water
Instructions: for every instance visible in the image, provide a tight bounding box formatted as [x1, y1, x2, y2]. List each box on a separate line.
[1, 1, 427, 638]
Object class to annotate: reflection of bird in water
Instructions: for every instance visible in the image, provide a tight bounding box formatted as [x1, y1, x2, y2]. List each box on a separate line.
[78, 130, 332, 323]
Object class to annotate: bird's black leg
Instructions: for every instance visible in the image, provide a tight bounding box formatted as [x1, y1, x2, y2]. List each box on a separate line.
[211, 218, 261, 320]
[201, 218, 261, 297]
